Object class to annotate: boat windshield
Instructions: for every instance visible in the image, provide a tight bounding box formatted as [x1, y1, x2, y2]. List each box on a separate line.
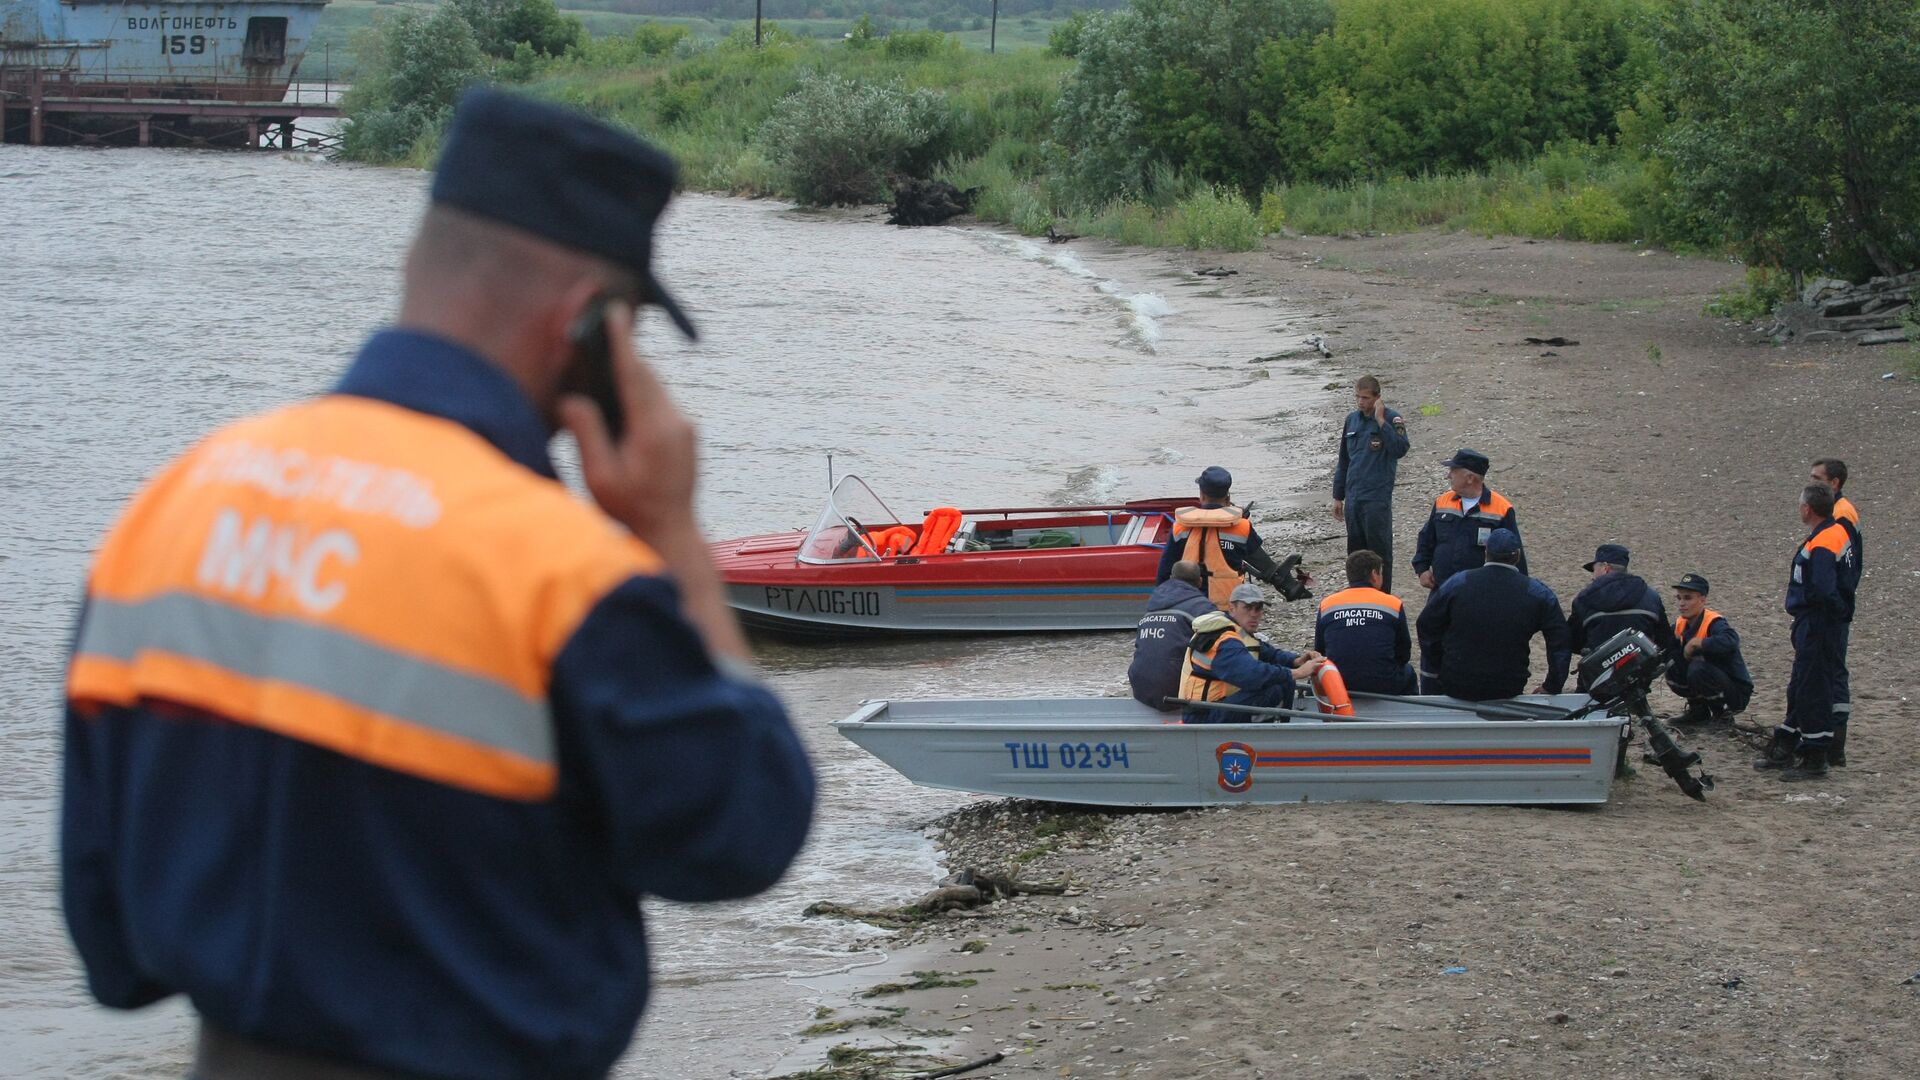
[799, 475, 903, 563]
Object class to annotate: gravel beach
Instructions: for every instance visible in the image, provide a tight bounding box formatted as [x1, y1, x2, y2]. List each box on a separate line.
[776, 230, 1919, 1080]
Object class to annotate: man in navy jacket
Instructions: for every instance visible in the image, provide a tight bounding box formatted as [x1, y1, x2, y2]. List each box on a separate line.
[1665, 573, 1754, 725]
[1568, 543, 1676, 691]
[1416, 529, 1569, 701]
[1129, 561, 1219, 710]
[1332, 376, 1409, 591]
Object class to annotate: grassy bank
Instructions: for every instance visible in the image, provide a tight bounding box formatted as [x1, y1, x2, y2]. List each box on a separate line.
[509, 35, 1674, 254]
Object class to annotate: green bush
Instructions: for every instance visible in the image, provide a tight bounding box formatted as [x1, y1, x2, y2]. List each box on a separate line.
[1046, 10, 1100, 58]
[338, 7, 487, 164]
[1704, 267, 1795, 320]
[759, 73, 954, 205]
[1172, 187, 1262, 250]
[882, 29, 956, 61]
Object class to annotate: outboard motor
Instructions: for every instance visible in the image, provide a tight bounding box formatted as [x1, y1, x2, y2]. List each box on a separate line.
[1576, 629, 1714, 801]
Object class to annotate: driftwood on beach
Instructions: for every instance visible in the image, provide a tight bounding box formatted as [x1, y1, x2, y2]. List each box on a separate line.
[804, 867, 1068, 927]
[1767, 271, 1917, 345]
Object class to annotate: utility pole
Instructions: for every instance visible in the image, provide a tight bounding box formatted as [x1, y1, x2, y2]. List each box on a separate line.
[756, 0, 762, 46]
[990, 0, 998, 53]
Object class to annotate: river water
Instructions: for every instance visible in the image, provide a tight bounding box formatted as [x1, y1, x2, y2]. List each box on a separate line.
[0, 145, 1324, 1077]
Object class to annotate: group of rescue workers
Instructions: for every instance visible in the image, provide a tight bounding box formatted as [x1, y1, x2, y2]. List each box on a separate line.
[1127, 377, 1863, 784]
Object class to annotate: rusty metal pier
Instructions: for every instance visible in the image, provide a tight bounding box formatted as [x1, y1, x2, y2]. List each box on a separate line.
[1, 69, 343, 148]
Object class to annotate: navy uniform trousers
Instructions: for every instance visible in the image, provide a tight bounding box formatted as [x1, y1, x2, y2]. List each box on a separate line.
[1784, 614, 1845, 747]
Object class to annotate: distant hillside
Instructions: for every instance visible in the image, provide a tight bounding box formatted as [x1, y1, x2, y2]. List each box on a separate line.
[561, 0, 1126, 18]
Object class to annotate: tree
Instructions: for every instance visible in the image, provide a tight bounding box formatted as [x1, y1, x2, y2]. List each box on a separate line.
[449, 0, 584, 60]
[1651, 0, 1920, 280]
[339, 7, 488, 163]
[1049, 0, 1334, 205]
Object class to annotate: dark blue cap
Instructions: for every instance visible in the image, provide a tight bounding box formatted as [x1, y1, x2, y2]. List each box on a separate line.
[1442, 448, 1490, 475]
[1583, 543, 1630, 571]
[1195, 466, 1233, 494]
[1486, 528, 1521, 556]
[1672, 573, 1710, 595]
[431, 89, 696, 338]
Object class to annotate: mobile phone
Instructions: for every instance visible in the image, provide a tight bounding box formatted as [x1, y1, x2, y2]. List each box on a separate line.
[564, 296, 624, 440]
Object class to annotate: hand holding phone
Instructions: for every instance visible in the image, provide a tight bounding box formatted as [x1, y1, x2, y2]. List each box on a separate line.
[565, 296, 624, 441]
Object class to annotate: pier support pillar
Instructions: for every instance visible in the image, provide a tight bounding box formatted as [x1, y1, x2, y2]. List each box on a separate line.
[246, 120, 259, 149]
[29, 69, 44, 146]
[138, 118, 151, 147]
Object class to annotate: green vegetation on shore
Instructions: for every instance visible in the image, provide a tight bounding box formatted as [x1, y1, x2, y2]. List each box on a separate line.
[337, 0, 1920, 291]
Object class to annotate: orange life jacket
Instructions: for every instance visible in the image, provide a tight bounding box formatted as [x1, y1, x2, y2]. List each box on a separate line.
[66, 396, 660, 802]
[1174, 505, 1253, 607]
[1179, 614, 1257, 704]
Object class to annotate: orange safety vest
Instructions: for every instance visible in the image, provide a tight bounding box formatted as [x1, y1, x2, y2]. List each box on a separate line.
[1179, 616, 1259, 704]
[1834, 496, 1859, 526]
[1674, 609, 1723, 643]
[1174, 505, 1253, 607]
[66, 396, 659, 802]
[1433, 486, 1514, 525]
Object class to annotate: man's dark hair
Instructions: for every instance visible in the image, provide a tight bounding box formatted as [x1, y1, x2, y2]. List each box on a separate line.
[1170, 560, 1204, 587]
[1813, 458, 1848, 490]
[1802, 483, 1836, 519]
[1356, 375, 1382, 395]
[1346, 549, 1384, 584]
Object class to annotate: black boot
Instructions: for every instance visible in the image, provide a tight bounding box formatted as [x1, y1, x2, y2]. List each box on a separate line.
[1753, 731, 1797, 771]
[1829, 723, 1848, 767]
[1782, 744, 1831, 782]
[1671, 701, 1712, 727]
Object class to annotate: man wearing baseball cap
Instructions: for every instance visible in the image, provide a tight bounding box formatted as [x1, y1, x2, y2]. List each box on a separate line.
[1177, 582, 1324, 723]
[1156, 465, 1311, 606]
[1415, 528, 1570, 701]
[62, 90, 816, 1080]
[1665, 573, 1754, 727]
[1411, 448, 1524, 590]
[1568, 543, 1675, 691]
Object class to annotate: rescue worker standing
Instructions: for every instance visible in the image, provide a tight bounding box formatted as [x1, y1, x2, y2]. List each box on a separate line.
[1314, 549, 1417, 695]
[1179, 583, 1323, 723]
[1811, 458, 1860, 762]
[61, 91, 817, 1080]
[1665, 573, 1754, 726]
[1568, 543, 1676, 690]
[1331, 376, 1409, 591]
[1415, 529, 1569, 700]
[1756, 484, 1858, 780]
[1156, 465, 1308, 606]
[1129, 560, 1217, 711]
[1412, 448, 1524, 590]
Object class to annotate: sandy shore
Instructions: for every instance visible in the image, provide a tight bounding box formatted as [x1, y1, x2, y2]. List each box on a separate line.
[774, 231, 1920, 1079]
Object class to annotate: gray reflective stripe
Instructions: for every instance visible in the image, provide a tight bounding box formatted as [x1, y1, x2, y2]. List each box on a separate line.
[1833, 703, 1853, 715]
[1146, 608, 1198, 624]
[1584, 609, 1659, 626]
[1326, 602, 1400, 618]
[77, 592, 552, 763]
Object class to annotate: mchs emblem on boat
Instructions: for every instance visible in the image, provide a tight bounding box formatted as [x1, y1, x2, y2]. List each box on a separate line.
[1216, 743, 1255, 793]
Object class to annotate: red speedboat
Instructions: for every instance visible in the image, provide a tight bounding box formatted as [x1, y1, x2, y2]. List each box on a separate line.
[712, 475, 1186, 637]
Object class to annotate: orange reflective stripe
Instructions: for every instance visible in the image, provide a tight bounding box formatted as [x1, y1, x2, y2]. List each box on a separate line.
[1434, 488, 1511, 518]
[1834, 497, 1859, 525]
[70, 650, 555, 801]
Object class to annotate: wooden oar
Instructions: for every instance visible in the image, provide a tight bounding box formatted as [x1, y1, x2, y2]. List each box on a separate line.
[1345, 690, 1578, 722]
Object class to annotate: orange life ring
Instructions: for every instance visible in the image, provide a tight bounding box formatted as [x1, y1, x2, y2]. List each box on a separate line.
[910, 507, 963, 556]
[1312, 661, 1355, 717]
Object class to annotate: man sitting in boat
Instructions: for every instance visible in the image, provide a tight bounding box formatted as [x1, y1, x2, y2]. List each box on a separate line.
[1156, 466, 1311, 607]
[1314, 550, 1418, 695]
[1129, 561, 1218, 712]
[1178, 583, 1325, 723]
[1416, 529, 1571, 701]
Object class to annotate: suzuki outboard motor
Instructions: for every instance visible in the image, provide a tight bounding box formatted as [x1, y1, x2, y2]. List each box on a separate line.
[1577, 629, 1714, 801]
